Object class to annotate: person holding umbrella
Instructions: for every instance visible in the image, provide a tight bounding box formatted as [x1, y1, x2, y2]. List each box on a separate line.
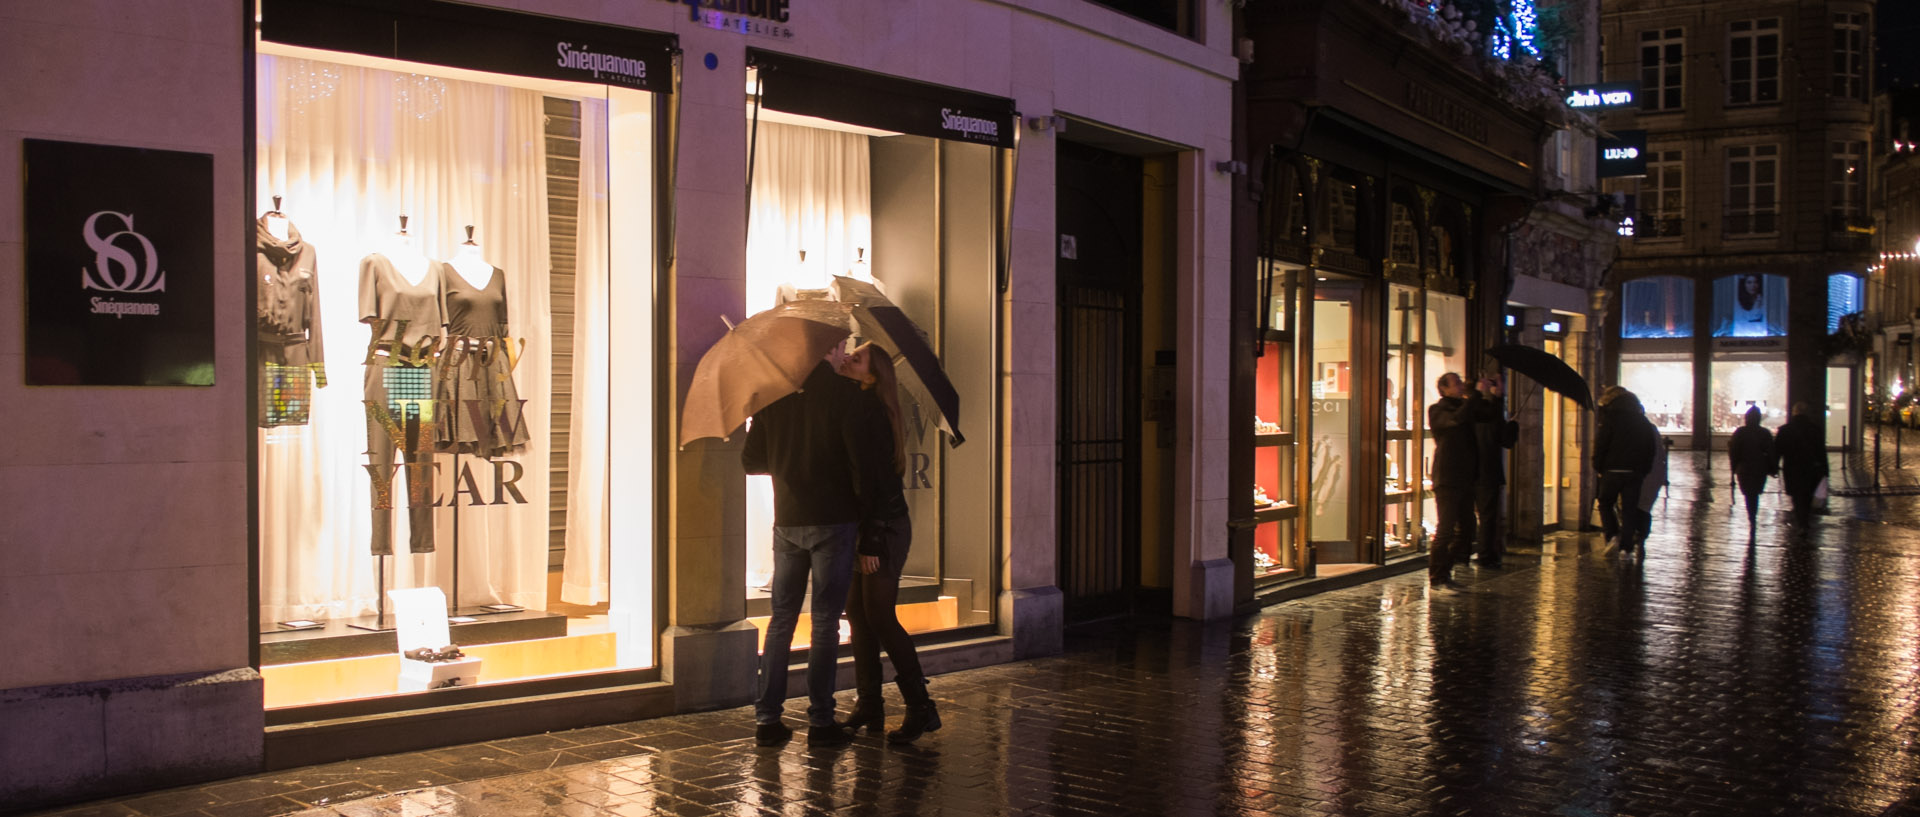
[834, 343, 942, 743]
[1727, 405, 1776, 538]
[1428, 372, 1492, 592]
[741, 341, 888, 749]
[1471, 373, 1520, 569]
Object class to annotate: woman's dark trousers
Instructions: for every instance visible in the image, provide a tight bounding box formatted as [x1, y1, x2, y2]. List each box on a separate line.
[844, 514, 929, 709]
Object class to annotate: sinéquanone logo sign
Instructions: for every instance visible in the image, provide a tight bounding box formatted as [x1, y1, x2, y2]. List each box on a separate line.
[82, 210, 166, 318]
[940, 108, 1000, 142]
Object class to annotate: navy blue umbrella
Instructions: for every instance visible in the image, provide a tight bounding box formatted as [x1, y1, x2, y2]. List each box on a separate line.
[1486, 344, 1594, 410]
[831, 276, 965, 447]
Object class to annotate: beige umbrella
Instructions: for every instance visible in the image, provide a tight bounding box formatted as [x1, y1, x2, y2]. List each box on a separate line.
[679, 299, 852, 447]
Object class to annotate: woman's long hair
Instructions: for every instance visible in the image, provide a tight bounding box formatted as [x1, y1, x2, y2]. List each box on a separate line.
[1738, 274, 1763, 311]
[859, 342, 909, 477]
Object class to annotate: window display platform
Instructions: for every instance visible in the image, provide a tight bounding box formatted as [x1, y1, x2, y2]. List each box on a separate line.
[744, 575, 943, 618]
[261, 608, 568, 665]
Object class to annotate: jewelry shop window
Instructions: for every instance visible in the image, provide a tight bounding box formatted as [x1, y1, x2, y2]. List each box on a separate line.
[254, 0, 669, 709]
[741, 51, 1013, 647]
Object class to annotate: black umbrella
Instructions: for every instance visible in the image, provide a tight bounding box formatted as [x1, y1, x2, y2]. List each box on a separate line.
[831, 276, 965, 447]
[1485, 344, 1594, 410]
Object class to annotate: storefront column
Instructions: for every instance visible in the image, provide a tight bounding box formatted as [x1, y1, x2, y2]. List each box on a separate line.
[1001, 112, 1063, 659]
[1173, 150, 1235, 620]
[662, 39, 758, 710]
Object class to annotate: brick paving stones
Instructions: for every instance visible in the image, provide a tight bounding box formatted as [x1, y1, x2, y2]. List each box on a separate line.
[28, 450, 1920, 816]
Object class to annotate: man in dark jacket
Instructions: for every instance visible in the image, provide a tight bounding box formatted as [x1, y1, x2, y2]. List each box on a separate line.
[1471, 374, 1520, 568]
[741, 347, 887, 748]
[1593, 388, 1658, 555]
[1773, 401, 1828, 529]
[1429, 372, 1492, 591]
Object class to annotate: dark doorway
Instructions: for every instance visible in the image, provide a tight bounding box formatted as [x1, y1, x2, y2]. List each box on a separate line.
[1056, 140, 1143, 621]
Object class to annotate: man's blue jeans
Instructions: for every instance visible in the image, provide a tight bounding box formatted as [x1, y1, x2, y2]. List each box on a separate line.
[755, 522, 858, 727]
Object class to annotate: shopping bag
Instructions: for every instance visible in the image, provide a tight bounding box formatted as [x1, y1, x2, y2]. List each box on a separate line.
[1812, 477, 1830, 511]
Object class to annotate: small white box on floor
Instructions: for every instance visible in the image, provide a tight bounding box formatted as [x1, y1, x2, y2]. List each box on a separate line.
[389, 587, 483, 691]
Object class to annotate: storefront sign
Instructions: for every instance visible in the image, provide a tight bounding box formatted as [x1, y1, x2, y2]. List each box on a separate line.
[1565, 82, 1637, 110]
[261, 0, 678, 93]
[750, 49, 1017, 149]
[671, 0, 795, 39]
[24, 139, 214, 386]
[1713, 337, 1786, 352]
[1403, 81, 1489, 144]
[1597, 130, 1648, 178]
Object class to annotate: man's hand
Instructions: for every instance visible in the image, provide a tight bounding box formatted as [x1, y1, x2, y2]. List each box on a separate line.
[857, 555, 880, 575]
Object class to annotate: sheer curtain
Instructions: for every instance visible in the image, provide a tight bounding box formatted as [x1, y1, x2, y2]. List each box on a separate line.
[563, 97, 612, 605]
[742, 121, 872, 587]
[257, 55, 552, 621]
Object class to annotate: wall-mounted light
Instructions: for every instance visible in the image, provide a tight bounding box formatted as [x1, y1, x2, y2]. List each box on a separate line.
[1028, 115, 1066, 133]
[1214, 160, 1248, 175]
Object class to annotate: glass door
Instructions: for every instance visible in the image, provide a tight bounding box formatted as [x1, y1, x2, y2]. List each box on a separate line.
[1308, 279, 1362, 567]
[1541, 338, 1564, 526]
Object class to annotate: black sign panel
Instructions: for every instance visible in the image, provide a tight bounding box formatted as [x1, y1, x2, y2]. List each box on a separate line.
[24, 140, 215, 386]
[749, 49, 1017, 149]
[1597, 130, 1648, 178]
[261, 0, 678, 93]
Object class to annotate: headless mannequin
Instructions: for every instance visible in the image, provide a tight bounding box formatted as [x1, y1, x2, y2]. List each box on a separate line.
[383, 231, 433, 287]
[448, 241, 495, 289]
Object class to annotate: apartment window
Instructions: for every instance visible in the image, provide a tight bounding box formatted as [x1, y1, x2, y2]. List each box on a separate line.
[1728, 19, 1780, 105]
[1832, 140, 1866, 220]
[1727, 145, 1779, 236]
[1641, 28, 1684, 111]
[1833, 13, 1867, 101]
[1643, 150, 1684, 238]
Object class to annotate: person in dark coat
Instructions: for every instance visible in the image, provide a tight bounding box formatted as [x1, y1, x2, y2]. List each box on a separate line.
[834, 343, 941, 744]
[1428, 372, 1493, 591]
[1592, 387, 1658, 555]
[741, 346, 887, 749]
[1773, 401, 1828, 529]
[1471, 373, 1520, 569]
[1727, 405, 1776, 536]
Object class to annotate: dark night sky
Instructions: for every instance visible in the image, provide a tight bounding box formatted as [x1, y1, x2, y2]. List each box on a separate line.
[1882, 1, 1920, 90]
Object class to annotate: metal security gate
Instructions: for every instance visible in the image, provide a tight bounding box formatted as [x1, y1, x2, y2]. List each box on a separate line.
[1056, 140, 1142, 621]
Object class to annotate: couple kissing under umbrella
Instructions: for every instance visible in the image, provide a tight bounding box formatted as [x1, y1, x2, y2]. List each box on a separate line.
[679, 277, 962, 748]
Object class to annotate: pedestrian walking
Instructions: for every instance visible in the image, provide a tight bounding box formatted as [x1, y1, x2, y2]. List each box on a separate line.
[1428, 372, 1493, 592]
[741, 343, 887, 749]
[1727, 405, 1776, 538]
[1773, 401, 1828, 530]
[834, 343, 942, 744]
[1471, 373, 1520, 569]
[1593, 386, 1658, 556]
[1633, 435, 1671, 549]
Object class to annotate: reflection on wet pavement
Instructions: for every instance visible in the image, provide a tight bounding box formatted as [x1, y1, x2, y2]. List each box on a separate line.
[31, 450, 1920, 816]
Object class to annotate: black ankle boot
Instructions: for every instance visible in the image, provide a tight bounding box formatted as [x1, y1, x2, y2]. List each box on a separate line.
[836, 699, 884, 734]
[887, 702, 940, 743]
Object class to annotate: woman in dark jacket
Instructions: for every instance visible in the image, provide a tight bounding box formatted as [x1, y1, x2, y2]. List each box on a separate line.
[1592, 388, 1658, 554]
[1727, 405, 1776, 535]
[1773, 402, 1828, 529]
[835, 343, 941, 743]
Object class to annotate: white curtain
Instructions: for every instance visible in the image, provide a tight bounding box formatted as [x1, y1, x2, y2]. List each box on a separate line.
[742, 121, 872, 588]
[257, 55, 552, 621]
[563, 97, 612, 605]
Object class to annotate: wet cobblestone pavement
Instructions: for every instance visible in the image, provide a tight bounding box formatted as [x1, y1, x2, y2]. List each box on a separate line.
[32, 449, 1920, 816]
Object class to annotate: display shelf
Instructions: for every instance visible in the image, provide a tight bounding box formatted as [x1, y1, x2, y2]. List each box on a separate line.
[261, 608, 569, 665]
[1385, 429, 1414, 441]
[1253, 504, 1298, 523]
[1254, 432, 1294, 447]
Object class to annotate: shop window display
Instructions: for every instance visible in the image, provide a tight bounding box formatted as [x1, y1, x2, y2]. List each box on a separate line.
[1711, 359, 1788, 432]
[1710, 273, 1788, 337]
[1253, 263, 1302, 581]
[254, 43, 659, 708]
[1620, 358, 1694, 434]
[1621, 276, 1694, 338]
[1383, 285, 1425, 556]
[741, 60, 1002, 645]
[1828, 273, 1864, 333]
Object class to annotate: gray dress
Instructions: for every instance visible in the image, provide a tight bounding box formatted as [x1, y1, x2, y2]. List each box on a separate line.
[358, 252, 445, 555]
[435, 263, 529, 458]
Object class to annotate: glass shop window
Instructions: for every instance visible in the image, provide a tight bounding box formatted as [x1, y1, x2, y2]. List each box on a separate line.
[1620, 357, 1694, 434]
[1711, 358, 1788, 432]
[1711, 274, 1787, 337]
[741, 66, 998, 647]
[1829, 273, 1864, 333]
[1621, 276, 1694, 338]
[254, 41, 659, 708]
